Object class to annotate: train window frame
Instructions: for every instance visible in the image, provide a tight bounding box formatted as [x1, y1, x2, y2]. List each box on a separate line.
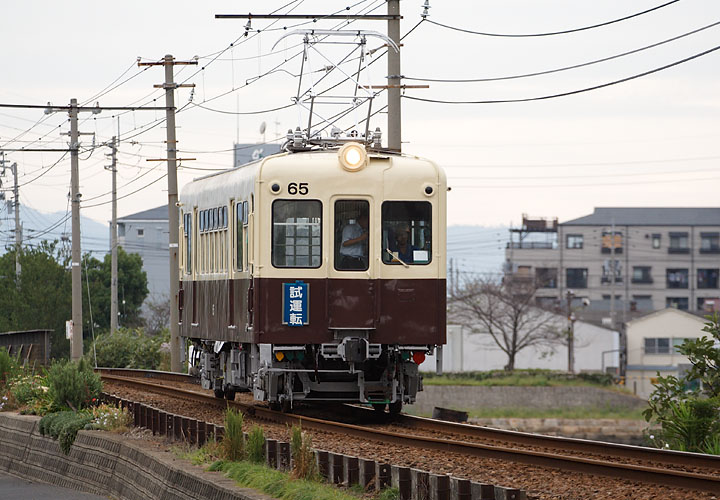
[243, 201, 249, 271]
[334, 199, 370, 272]
[272, 199, 323, 269]
[381, 201, 432, 266]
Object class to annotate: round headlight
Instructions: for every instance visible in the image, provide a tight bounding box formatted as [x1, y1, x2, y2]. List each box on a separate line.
[338, 142, 368, 172]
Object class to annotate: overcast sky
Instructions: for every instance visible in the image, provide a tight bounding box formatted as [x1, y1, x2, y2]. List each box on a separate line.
[1, 0, 719, 245]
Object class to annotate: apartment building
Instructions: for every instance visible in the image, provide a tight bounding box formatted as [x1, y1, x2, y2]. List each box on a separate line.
[116, 205, 169, 306]
[505, 208, 720, 316]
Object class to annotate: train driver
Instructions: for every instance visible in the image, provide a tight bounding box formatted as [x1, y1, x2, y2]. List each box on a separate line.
[339, 213, 369, 270]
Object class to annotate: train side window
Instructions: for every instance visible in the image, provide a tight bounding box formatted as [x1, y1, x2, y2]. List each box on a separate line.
[236, 202, 244, 271]
[272, 200, 322, 268]
[184, 213, 192, 274]
[334, 200, 369, 271]
[381, 201, 432, 265]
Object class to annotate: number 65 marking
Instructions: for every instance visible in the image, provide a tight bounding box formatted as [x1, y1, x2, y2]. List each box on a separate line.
[288, 182, 309, 195]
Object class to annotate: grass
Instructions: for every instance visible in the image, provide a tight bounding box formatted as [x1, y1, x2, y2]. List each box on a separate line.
[422, 370, 619, 388]
[213, 460, 366, 500]
[180, 444, 396, 500]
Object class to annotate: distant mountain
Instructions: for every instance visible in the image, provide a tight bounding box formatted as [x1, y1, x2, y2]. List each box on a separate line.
[447, 225, 508, 278]
[0, 203, 109, 257]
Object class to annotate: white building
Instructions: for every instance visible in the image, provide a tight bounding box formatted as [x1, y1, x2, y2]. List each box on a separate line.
[625, 308, 709, 398]
[422, 319, 619, 374]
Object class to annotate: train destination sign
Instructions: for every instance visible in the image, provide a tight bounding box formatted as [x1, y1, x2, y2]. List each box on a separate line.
[282, 281, 309, 326]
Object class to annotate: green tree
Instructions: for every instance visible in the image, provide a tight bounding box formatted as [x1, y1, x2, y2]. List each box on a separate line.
[644, 314, 720, 453]
[0, 242, 72, 358]
[82, 247, 148, 332]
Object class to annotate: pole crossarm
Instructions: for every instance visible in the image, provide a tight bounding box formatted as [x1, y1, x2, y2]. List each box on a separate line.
[153, 84, 196, 89]
[138, 60, 198, 67]
[215, 14, 401, 20]
[272, 29, 399, 52]
[0, 103, 169, 111]
[146, 158, 197, 162]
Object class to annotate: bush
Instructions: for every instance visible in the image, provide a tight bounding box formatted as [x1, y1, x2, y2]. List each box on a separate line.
[247, 425, 266, 464]
[222, 408, 245, 461]
[91, 328, 168, 370]
[46, 359, 102, 411]
[39, 410, 93, 454]
[644, 314, 720, 454]
[290, 424, 318, 480]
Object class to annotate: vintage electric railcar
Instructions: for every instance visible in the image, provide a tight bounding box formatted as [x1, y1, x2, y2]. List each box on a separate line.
[178, 142, 446, 412]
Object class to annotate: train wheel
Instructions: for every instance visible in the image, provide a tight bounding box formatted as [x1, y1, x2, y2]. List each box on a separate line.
[389, 400, 402, 415]
[373, 403, 387, 413]
[213, 388, 224, 399]
[224, 389, 237, 401]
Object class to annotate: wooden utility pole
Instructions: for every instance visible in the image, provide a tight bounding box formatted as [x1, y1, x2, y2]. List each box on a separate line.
[106, 137, 119, 334]
[139, 55, 197, 372]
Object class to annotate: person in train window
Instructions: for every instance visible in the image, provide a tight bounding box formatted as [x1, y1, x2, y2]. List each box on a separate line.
[391, 222, 415, 264]
[339, 213, 369, 270]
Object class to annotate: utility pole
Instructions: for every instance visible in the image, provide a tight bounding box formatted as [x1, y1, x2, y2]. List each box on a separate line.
[387, 0, 401, 152]
[139, 55, 197, 372]
[609, 219, 616, 332]
[12, 162, 20, 280]
[106, 137, 118, 335]
[566, 289, 575, 373]
[0, 156, 20, 280]
[69, 98, 83, 361]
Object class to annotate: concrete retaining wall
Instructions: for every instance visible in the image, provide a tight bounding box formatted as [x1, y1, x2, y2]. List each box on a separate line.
[408, 385, 646, 415]
[0, 413, 270, 500]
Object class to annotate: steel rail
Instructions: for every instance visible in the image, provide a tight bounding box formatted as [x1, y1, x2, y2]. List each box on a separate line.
[394, 412, 720, 472]
[100, 373, 720, 493]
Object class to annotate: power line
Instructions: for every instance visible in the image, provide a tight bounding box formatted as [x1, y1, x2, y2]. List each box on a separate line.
[403, 43, 720, 105]
[425, 1, 680, 38]
[406, 19, 720, 83]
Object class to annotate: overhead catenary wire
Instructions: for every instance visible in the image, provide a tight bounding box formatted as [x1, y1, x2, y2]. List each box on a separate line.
[406, 19, 720, 83]
[403, 43, 720, 105]
[425, 0, 680, 38]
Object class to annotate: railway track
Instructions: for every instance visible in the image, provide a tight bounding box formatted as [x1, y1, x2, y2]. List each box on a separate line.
[97, 368, 720, 494]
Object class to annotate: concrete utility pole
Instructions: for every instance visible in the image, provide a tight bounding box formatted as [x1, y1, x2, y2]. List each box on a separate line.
[69, 98, 83, 361]
[12, 162, 20, 280]
[387, 0, 402, 152]
[139, 55, 197, 372]
[0, 156, 20, 281]
[566, 289, 575, 373]
[609, 219, 616, 331]
[106, 137, 119, 335]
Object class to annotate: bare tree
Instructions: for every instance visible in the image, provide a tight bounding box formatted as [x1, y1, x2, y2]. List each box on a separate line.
[448, 274, 563, 371]
[144, 295, 170, 336]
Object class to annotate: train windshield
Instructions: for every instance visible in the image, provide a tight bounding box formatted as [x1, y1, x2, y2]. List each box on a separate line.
[272, 200, 322, 268]
[381, 201, 432, 266]
[335, 200, 370, 271]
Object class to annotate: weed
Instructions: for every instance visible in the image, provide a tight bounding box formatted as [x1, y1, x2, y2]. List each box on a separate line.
[247, 425, 266, 464]
[290, 424, 318, 480]
[222, 407, 245, 461]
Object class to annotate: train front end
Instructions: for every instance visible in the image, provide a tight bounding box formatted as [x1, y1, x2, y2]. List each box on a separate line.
[253, 144, 446, 412]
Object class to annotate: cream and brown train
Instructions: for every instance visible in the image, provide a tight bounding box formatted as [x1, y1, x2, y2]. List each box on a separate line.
[178, 142, 446, 413]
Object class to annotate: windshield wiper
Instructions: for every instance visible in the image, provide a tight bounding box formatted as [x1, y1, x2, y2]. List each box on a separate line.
[385, 248, 409, 268]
